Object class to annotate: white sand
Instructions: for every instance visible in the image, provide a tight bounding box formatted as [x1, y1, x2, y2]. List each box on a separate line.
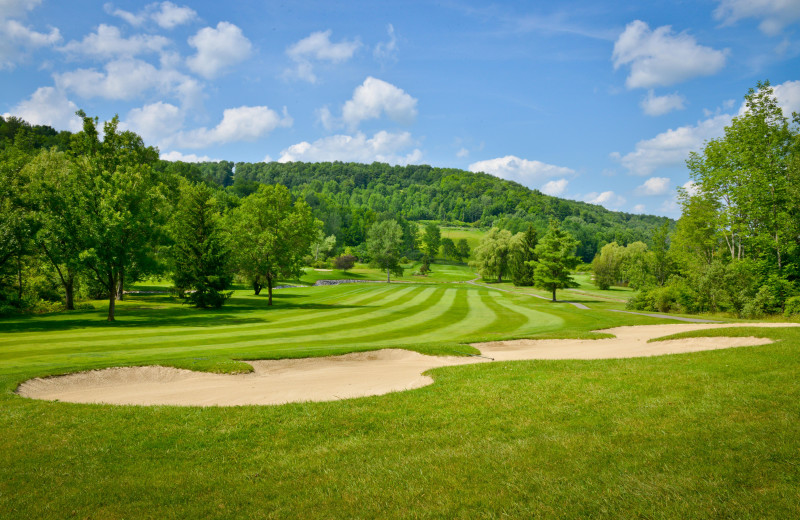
[17, 322, 799, 407]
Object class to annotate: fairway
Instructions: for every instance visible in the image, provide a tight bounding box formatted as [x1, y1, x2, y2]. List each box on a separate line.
[3, 281, 800, 518]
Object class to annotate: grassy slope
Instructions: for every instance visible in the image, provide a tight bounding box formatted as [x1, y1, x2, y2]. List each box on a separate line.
[1, 271, 800, 518]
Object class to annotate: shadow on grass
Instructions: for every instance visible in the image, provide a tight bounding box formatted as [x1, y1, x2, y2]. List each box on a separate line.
[0, 296, 365, 334]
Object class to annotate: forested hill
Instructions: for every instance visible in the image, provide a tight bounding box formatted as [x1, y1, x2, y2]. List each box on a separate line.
[180, 160, 671, 262]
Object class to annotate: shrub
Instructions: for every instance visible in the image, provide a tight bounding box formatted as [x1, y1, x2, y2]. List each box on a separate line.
[332, 254, 356, 271]
[784, 296, 800, 317]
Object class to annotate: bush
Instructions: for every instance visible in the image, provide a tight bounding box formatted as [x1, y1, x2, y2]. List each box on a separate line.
[784, 296, 800, 317]
[332, 254, 356, 271]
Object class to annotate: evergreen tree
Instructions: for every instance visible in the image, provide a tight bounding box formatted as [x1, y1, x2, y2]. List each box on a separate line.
[422, 223, 441, 261]
[510, 225, 537, 286]
[533, 220, 580, 301]
[170, 182, 232, 308]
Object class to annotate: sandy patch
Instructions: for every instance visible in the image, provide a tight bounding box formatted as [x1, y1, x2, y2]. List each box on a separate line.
[17, 323, 799, 407]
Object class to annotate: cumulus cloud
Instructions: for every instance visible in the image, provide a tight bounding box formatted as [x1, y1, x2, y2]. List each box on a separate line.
[714, 0, 800, 36]
[285, 29, 360, 82]
[374, 23, 398, 62]
[632, 204, 646, 213]
[640, 90, 686, 116]
[635, 176, 671, 195]
[187, 22, 252, 79]
[0, 3, 61, 70]
[612, 114, 732, 176]
[55, 58, 202, 106]
[160, 150, 218, 162]
[541, 178, 569, 196]
[468, 155, 576, 189]
[771, 80, 800, 116]
[104, 2, 198, 29]
[613, 20, 727, 89]
[583, 191, 627, 210]
[172, 106, 292, 148]
[341, 77, 418, 129]
[123, 101, 184, 144]
[2, 87, 82, 132]
[60, 24, 170, 59]
[278, 130, 422, 165]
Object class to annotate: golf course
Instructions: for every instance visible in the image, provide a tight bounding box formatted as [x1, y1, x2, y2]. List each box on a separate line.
[3, 265, 800, 518]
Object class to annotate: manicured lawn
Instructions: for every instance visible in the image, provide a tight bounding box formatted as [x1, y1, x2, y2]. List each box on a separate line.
[2, 280, 799, 518]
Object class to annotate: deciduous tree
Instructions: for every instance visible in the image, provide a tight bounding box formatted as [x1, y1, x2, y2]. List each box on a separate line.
[366, 220, 404, 282]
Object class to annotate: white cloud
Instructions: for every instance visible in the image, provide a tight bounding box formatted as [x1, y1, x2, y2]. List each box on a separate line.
[714, 0, 800, 36]
[374, 23, 398, 62]
[60, 24, 170, 59]
[341, 77, 418, 129]
[772, 80, 800, 116]
[0, 17, 61, 69]
[285, 30, 360, 83]
[584, 191, 627, 210]
[160, 150, 217, 162]
[1, 0, 44, 20]
[612, 20, 727, 89]
[173, 106, 292, 148]
[55, 58, 202, 106]
[681, 180, 700, 197]
[152, 2, 197, 29]
[187, 22, 252, 79]
[456, 147, 469, 158]
[613, 114, 732, 176]
[316, 106, 335, 130]
[468, 155, 576, 189]
[541, 178, 569, 196]
[123, 101, 184, 144]
[278, 130, 422, 165]
[2, 87, 82, 132]
[640, 90, 686, 116]
[635, 176, 671, 195]
[632, 204, 646, 213]
[104, 2, 197, 29]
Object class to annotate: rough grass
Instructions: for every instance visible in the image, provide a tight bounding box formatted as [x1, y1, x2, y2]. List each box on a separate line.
[2, 280, 799, 518]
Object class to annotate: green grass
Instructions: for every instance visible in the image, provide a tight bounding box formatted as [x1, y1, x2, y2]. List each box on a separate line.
[2, 279, 800, 518]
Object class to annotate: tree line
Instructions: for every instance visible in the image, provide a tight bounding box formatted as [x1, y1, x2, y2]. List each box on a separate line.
[591, 82, 800, 318]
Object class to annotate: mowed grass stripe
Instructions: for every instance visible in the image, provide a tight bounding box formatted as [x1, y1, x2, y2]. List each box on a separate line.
[473, 290, 530, 337]
[482, 289, 564, 335]
[0, 286, 429, 361]
[0, 283, 398, 346]
[402, 287, 497, 343]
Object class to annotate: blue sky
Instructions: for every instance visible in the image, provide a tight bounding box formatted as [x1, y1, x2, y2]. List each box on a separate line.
[2, 0, 799, 217]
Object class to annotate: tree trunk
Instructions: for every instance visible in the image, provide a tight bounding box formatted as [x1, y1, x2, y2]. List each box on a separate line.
[64, 273, 75, 311]
[267, 276, 273, 306]
[107, 273, 117, 321]
[387, 268, 391, 283]
[116, 267, 124, 301]
[497, 274, 502, 283]
[552, 287, 556, 302]
[253, 280, 262, 295]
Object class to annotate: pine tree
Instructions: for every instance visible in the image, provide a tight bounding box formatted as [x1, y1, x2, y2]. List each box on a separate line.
[533, 220, 580, 301]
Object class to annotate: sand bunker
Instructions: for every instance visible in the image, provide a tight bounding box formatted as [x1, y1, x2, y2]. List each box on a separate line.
[17, 322, 799, 407]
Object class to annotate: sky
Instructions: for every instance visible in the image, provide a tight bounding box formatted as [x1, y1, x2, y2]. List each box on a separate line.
[2, 0, 800, 218]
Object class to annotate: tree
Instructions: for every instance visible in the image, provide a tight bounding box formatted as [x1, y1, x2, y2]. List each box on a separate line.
[332, 254, 356, 271]
[310, 230, 336, 262]
[456, 238, 470, 263]
[533, 220, 580, 301]
[170, 181, 232, 308]
[70, 112, 163, 321]
[509, 225, 538, 286]
[471, 228, 512, 282]
[591, 241, 625, 290]
[441, 237, 457, 260]
[24, 149, 85, 310]
[422, 223, 441, 261]
[366, 220, 404, 282]
[230, 184, 318, 305]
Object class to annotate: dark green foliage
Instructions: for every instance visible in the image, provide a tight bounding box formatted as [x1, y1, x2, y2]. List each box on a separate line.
[510, 225, 537, 286]
[366, 220, 404, 282]
[533, 220, 580, 301]
[456, 238, 470, 262]
[229, 161, 670, 262]
[440, 237, 457, 260]
[170, 182, 232, 308]
[422, 222, 441, 260]
[332, 254, 356, 271]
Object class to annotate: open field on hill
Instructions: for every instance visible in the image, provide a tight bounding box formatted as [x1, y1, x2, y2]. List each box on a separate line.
[2, 273, 800, 518]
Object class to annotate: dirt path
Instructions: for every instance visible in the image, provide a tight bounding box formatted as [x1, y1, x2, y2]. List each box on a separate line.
[17, 323, 799, 407]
